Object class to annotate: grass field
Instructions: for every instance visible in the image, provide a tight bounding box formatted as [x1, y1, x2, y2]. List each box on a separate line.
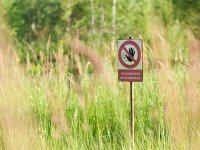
[1, 31, 200, 149]
[0, 1, 200, 149]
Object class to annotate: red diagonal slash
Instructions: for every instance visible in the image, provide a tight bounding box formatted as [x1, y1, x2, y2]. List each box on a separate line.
[122, 46, 137, 63]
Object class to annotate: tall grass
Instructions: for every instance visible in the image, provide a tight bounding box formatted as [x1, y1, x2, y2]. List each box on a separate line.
[0, 3, 200, 150]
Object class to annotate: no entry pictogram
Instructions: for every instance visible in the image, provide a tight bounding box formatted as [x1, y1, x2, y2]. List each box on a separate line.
[118, 39, 143, 82]
[118, 40, 141, 69]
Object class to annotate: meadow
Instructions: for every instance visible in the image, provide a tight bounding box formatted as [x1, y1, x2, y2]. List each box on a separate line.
[0, 0, 200, 149]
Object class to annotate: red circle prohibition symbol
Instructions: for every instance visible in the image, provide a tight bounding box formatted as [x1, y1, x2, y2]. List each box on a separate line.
[118, 40, 141, 69]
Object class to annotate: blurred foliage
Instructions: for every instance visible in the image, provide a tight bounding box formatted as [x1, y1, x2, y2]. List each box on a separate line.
[171, 0, 200, 38]
[4, 0, 153, 43]
[6, 0, 65, 42]
[153, 0, 173, 25]
[2, 0, 200, 63]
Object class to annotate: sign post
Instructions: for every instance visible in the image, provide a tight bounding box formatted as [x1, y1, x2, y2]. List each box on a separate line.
[118, 37, 143, 149]
[130, 81, 134, 149]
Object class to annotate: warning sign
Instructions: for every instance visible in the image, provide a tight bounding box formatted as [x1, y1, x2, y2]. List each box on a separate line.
[118, 39, 143, 82]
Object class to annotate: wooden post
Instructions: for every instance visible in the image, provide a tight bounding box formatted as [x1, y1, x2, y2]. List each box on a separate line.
[129, 36, 134, 150]
[130, 82, 134, 150]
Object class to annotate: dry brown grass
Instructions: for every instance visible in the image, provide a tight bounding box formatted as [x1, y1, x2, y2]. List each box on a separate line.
[70, 38, 104, 74]
[0, 17, 42, 148]
[150, 17, 200, 149]
[69, 37, 116, 107]
[46, 83, 69, 138]
[0, 49, 41, 149]
[187, 33, 200, 116]
[185, 33, 200, 149]
[151, 24, 187, 149]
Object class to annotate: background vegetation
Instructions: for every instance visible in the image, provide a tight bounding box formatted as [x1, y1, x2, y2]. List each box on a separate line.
[0, 0, 200, 149]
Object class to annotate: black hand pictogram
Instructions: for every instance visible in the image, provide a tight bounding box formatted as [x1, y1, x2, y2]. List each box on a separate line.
[122, 47, 135, 62]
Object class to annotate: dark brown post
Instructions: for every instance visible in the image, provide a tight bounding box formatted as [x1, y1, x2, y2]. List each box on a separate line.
[129, 36, 134, 150]
[130, 81, 134, 149]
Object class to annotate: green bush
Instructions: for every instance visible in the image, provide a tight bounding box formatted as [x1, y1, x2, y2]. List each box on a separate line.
[7, 0, 65, 43]
[171, 0, 200, 38]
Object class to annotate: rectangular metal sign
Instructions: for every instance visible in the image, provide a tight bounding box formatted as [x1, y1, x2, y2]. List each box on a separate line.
[118, 39, 143, 82]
